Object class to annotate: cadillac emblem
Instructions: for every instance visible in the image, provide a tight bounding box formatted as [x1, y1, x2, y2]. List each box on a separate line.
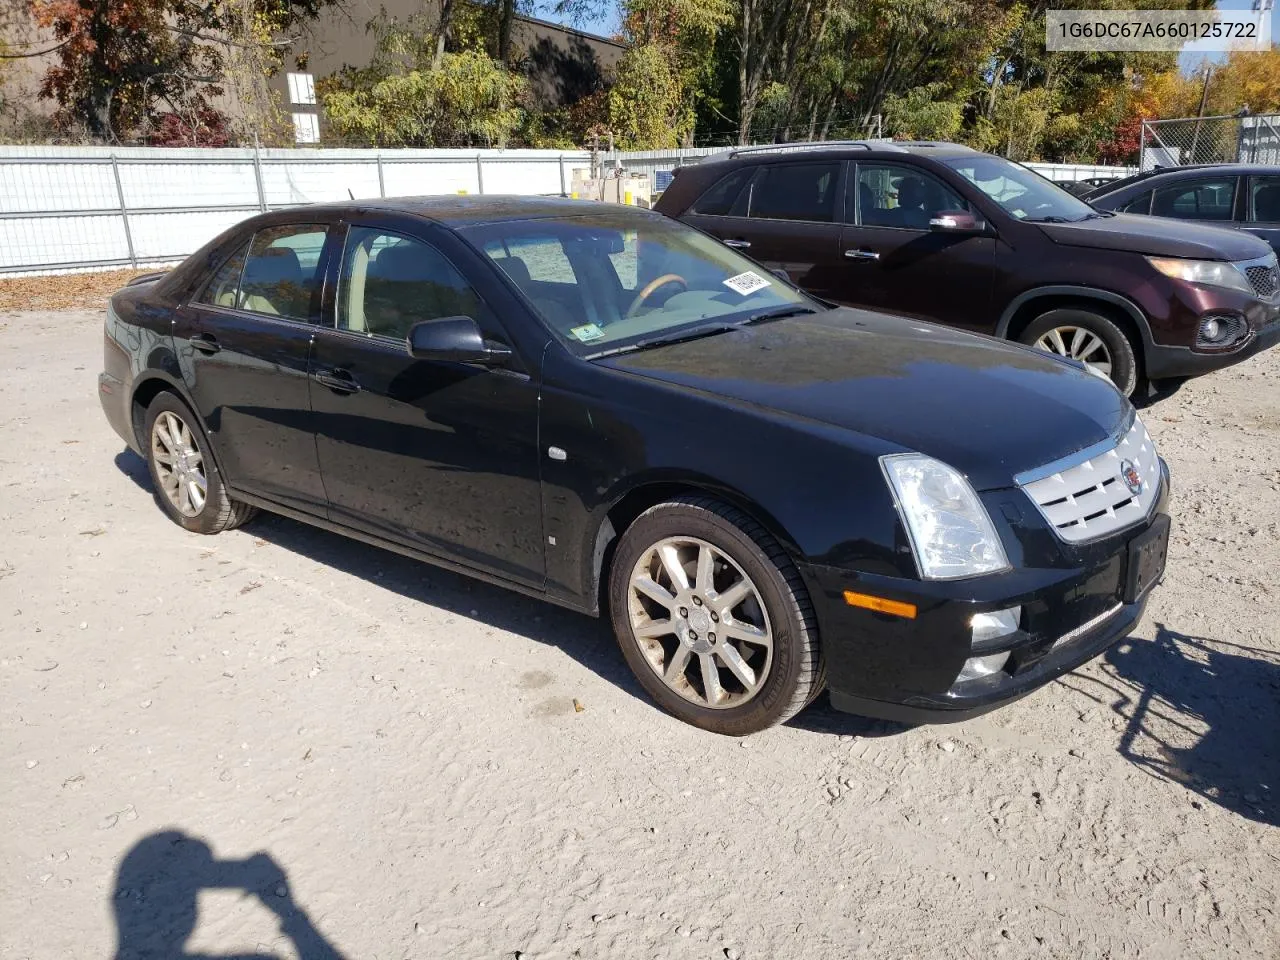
[1120, 459, 1143, 495]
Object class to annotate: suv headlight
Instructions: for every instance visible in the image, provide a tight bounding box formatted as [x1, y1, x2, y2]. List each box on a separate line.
[880, 453, 1010, 580]
[1147, 256, 1254, 296]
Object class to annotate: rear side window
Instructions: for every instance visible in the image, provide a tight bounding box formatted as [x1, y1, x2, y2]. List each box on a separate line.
[1119, 192, 1152, 214]
[237, 224, 329, 321]
[749, 163, 840, 222]
[1248, 176, 1280, 222]
[197, 241, 249, 308]
[691, 169, 753, 216]
[1151, 178, 1236, 221]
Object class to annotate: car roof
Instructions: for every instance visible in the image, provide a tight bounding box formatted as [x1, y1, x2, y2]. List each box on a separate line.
[690, 140, 980, 167]
[265, 195, 662, 227]
[1090, 163, 1280, 197]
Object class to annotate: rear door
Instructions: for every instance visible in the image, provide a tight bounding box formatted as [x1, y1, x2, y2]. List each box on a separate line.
[173, 221, 335, 512]
[681, 160, 847, 300]
[835, 161, 996, 331]
[308, 221, 544, 587]
[1243, 174, 1280, 256]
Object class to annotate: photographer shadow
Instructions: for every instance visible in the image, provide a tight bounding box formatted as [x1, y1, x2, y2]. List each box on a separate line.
[113, 831, 345, 960]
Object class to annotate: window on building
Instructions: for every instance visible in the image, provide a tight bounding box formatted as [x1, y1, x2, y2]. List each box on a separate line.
[287, 72, 316, 106]
[292, 113, 320, 145]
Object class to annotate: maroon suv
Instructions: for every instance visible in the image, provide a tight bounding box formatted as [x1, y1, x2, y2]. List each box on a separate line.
[654, 142, 1280, 397]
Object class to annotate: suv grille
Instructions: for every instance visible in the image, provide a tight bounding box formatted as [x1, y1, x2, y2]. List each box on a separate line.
[1017, 416, 1160, 543]
[1245, 263, 1278, 299]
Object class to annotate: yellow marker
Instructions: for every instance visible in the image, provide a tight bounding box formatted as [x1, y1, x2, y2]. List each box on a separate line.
[571, 191, 579, 199]
[843, 590, 917, 619]
[624, 190, 633, 205]
[457, 189, 468, 195]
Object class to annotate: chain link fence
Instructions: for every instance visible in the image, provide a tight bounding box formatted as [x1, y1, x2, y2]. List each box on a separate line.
[1140, 114, 1280, 171]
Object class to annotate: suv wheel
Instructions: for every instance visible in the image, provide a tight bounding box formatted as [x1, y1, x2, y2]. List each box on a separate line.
[143, 392, 257, 534]
[1019, 308, 1138, 396]
[608, 496, 825, 735]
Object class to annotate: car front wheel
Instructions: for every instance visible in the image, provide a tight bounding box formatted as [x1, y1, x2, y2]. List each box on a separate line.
[1019, 308, 1139, 396]
[143, 392, 256, 535]
[608, 496, 825, 735]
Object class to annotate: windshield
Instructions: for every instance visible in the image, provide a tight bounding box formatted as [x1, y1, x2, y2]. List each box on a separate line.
[943, 155, 1098, 222]
[460, 211, 814, 356]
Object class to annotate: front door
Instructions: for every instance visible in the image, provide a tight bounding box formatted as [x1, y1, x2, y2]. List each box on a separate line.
[836, 161, 997, 332]
[172, 222, 333, 512]
[309, 224, 544, 587]
[682, 160, 846, 300]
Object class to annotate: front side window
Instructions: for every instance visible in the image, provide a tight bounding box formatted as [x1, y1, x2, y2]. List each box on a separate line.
[338, 227, 485, 340]
[944, 155, 1096, 222]
[853, 163, 970, 229]
[1152, 178, 1237, 221]
[463, 212, 813, 356]
[1248, 175, 1280, 222]
[237, 224, 328, 320]
[197, 240, 250, 308]
[749, 163, 839, 222]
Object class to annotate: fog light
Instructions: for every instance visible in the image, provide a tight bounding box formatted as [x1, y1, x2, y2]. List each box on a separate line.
[1196, 314, 1245, 348]
[1201, 317, 1221, 341]
[971, 606, 1021, 644]
[956, 651, 1011, 683]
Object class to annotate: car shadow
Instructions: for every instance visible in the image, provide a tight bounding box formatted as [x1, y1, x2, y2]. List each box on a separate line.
[1060, 622, 1280, 826]
[112, 830, 345, 960]
[113, 449, 649, 707]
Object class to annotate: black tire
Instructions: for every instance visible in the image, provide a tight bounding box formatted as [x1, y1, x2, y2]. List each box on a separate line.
[607, 496, 825, 735]
[1018, 307, 1139, 397]
[142, 392, 257, 535]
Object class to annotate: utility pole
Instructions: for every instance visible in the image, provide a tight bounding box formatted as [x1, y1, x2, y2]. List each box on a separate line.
[1188, 63, 1214, 161]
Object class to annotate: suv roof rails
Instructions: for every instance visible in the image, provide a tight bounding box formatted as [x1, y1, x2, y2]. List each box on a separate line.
[722, 139, 908, 159]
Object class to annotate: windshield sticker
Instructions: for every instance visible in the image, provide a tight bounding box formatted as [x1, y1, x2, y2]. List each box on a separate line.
[723, 271, 772, 296]
[570, 322, 606, 343]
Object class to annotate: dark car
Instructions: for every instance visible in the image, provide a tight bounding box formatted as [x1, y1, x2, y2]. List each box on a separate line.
[1084, 163, 1280, 257]
[100, 197, 1171, 735]
[654, 142, 1280, 398]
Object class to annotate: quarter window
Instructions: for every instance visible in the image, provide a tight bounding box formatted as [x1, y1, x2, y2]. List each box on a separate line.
[1119, 192, 1152, 214]
[1248, 176, 1280, 222]
[338, 227, 485, 341]
[237, 224, 328, 320]
[1151, 178, 1236, 221]
[749, 163, 840, 222]
[691, 169, 754, 217]
[854, 163, 969, 229]
[197, 241, 250, 308]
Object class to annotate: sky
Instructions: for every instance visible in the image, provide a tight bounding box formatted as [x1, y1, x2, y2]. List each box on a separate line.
[1179, 0, 1278, 70]
[538, 2, 622, 38]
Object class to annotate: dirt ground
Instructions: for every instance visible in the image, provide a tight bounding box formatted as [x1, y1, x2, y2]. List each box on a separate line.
[1, 307, 1277, 960]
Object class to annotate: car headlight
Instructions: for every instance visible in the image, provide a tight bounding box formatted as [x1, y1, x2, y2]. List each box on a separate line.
[1147, 256, 1254, 296]
[880, 453, 1010, 580]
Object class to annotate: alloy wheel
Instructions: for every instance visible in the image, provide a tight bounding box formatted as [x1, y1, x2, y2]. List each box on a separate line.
[151, 411, 207, 517]
[627, 537, 774, 709]
[1033, 325, 1114, 377]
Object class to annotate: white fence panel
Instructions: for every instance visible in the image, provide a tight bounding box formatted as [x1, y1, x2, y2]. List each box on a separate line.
[119, 161, 260, 210]
[381, 160, 478, 197]
[0, 214, 129, 270]
[0, 160, 120, 213]
[127, 210, 257, 262]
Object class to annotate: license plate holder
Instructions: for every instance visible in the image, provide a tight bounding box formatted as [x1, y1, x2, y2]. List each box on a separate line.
[1124, 514, 1170, 603]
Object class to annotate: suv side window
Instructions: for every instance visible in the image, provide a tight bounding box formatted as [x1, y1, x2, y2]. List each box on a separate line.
[1152, 178, 1237, 221]
[853, 163, 969, 230]
[749, 163, 840, 222]
[196, 240, 250, 308]
[1248, 175, 1280, 223]
[338, 226, 487, 341]
[691, 168, 754, 217]
[1119, 191, 1152, 214]
[237, 224, 329, 321]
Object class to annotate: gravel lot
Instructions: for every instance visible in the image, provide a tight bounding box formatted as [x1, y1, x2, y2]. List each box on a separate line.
[2, 307, 1278, 960]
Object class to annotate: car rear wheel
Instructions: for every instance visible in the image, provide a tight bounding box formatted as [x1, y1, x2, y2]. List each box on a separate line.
[607, 496, 824, 735]
[1019, 308, 1138, 396]
[143, 392, 256, 535]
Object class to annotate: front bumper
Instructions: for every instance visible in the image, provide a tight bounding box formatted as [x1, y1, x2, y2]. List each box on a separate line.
[802, 464, 1170, 724]
[1145, 295, 1280, 380]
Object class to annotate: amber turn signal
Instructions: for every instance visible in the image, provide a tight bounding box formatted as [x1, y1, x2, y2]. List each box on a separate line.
[843, 590, 917, 619]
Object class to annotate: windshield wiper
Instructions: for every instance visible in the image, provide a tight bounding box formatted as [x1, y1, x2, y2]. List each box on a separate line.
[1025, 215, 1074, 223]
[588, 323, 740, 359]
[1080, 210, 1114, 220]
[737, 304, 819, 326]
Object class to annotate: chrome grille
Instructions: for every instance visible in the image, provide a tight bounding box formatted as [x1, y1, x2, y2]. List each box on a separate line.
[1017, 415, 1160, 543]
[1246, 264, 1277, 299]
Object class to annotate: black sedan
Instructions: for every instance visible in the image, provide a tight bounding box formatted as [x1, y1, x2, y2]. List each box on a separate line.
[99, 197, 1171, 734]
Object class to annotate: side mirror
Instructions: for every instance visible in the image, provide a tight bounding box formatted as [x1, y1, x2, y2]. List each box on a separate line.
[406, 316, 512, 366]
[929, 210, 983, 233]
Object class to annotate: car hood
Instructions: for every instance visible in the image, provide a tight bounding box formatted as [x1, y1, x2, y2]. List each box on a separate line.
[597, 309, 1131, 491]
[1039, 213, 1270, 260]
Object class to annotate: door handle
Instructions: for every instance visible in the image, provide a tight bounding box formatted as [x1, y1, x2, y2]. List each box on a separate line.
[190, 333, 221, 354]
[844, 249, 881, 261]
[723, 239, 751, 249]
[313, 368, 361, 394]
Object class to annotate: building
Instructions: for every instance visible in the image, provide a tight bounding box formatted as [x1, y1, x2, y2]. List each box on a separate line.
[276, 0, 626, 144]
